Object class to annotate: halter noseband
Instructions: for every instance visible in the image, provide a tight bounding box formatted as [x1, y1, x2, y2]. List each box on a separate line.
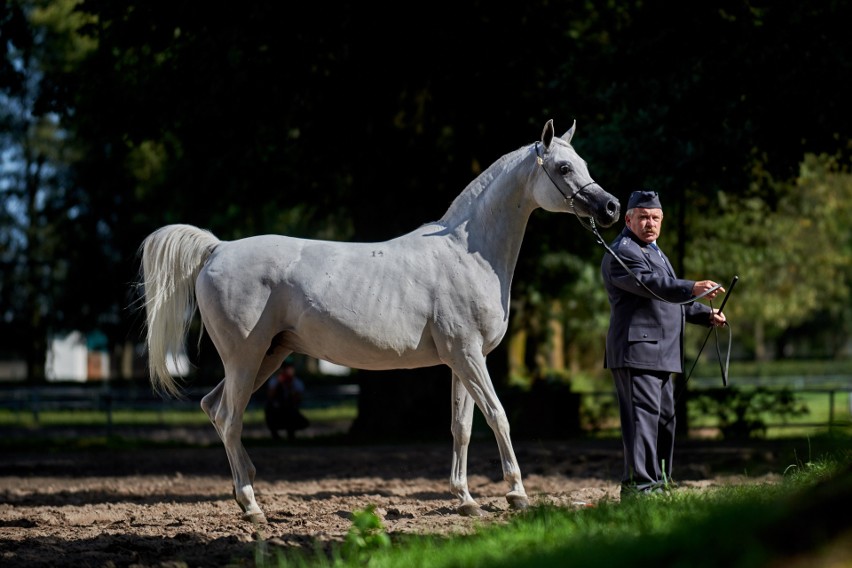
[535, 141, 599, 208]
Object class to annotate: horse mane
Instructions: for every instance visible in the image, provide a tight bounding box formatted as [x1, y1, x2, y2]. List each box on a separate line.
[438, 143, 533, 226]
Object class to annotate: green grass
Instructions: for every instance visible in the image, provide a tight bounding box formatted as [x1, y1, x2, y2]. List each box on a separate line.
[0, 402, 357, 428]
[571, 368, 852, 439]
[0, 402, 359, 450]
[748, 390, 851, 437]
[260, 445, 852, 568]
[693, 359, 852, 380]
[684, 388, 852, 439]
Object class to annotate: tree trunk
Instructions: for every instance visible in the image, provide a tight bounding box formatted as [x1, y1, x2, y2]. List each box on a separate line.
[544, 299, 565, 373]
[754, 319, 767, 361]
[24, 154, 47, 383]
[507, 326, 527, 380]
[349, 367, 452, 441]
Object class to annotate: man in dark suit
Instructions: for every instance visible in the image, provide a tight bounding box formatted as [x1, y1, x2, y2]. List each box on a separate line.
[601, 190, 727, 498]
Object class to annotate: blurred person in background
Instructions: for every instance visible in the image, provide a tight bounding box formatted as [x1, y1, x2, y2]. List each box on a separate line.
[265, 358, 310, 441]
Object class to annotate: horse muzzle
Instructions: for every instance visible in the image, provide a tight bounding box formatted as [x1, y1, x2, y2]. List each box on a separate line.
[588, 190, 620, 228]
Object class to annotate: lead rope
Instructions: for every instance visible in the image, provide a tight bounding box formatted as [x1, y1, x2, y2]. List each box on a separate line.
[683, 275, 738, 388]
[663, 286, 736, 427]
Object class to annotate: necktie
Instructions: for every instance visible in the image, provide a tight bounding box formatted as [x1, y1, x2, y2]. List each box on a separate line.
[650, 242, 674, 276]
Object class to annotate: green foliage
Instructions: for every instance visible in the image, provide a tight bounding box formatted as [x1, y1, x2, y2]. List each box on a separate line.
[689, 386, 810, 440]
[4, 0, 852, 379]
[686, 153, 852, 358]
[256, 505, 393, 568]
[578, 392, 620, 435]
[0, 0, 100, 374]
[338, 506, 392, 564]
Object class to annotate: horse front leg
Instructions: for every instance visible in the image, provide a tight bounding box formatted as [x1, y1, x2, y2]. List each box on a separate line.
[450, 372, 484, 516]
[450, 354, 529, 512]
[201, 371, 265, 523]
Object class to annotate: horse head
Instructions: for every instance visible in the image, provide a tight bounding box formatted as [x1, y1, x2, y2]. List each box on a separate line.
[533, 119, 620, 228]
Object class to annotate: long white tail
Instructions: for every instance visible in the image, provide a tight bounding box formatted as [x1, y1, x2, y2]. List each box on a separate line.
[139, 224, 220, 397]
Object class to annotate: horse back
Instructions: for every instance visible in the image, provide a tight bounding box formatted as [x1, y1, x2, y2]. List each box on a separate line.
[196, 231, 508, 363]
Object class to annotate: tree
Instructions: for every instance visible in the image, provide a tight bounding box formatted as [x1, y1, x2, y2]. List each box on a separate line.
[5, 0, 852, 389]
[0, 0, 97, 380]
[687, 153, 852, 360]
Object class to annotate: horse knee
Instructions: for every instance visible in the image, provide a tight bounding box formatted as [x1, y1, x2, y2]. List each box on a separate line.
[483, 407, 509, 432]
[451, 422, 472, 446]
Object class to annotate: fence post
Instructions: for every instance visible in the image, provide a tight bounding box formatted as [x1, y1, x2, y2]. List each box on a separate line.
[828, 390, 835, 433]
[105, 390, 113, 437]
[31, 389, 40, 425]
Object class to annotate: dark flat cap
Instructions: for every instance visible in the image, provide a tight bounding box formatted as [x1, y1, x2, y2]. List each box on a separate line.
[627, 190, 662, 210]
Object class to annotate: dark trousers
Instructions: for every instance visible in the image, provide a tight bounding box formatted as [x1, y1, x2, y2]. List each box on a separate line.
[612, 368, 676, 488]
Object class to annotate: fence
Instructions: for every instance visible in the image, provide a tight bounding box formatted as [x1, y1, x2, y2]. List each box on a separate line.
[1, 380, 850, 437]
[0, 382, 359, 429]
[579, 375, 852, 437]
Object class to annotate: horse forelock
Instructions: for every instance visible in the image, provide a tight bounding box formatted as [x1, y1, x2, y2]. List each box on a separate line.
[545, 136, 583, 161]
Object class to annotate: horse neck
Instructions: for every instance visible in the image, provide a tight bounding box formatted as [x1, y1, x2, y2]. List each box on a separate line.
[438, 145, 538, 278]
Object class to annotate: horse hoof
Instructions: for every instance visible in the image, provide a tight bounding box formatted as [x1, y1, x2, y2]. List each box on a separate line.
[242, 510, 267, 524]
[458, 502, 486, 517]
[507, 493, 529, 510]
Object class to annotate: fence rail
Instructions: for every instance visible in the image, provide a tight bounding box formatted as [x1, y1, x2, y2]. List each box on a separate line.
[580, 385, 852, 435]
[1, 382, 850, 436]
[0, 383, 360, 425]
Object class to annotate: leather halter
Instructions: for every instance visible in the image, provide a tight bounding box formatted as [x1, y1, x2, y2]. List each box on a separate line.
[534, 141, 600, 209]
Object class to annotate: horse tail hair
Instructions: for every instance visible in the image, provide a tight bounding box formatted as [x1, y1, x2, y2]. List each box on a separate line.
[139, 224, 220, 398]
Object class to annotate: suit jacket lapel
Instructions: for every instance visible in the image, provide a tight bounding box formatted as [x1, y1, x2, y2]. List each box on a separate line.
[658, 249, 676, 277]
[645, 245, 675, 277]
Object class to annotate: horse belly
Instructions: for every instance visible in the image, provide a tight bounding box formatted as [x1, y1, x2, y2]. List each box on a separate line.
[283, 307, 442, 370]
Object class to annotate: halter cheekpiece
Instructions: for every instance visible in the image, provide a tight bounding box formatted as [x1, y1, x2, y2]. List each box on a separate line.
[534, 141, 599, 209]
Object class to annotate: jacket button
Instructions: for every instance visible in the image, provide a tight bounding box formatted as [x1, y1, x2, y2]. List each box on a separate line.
[643, 333, 648, 338]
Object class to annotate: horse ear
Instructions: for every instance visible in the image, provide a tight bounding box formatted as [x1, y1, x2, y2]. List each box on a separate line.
[561, 119, 577, 144]
[541, 119, 555, 149]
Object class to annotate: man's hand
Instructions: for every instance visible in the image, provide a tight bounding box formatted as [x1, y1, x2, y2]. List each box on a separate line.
[693, 280, 725, 300]
[709, 308, 727, 327]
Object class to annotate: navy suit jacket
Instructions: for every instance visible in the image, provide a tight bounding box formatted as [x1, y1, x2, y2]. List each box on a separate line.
[601, 227, 712, 374]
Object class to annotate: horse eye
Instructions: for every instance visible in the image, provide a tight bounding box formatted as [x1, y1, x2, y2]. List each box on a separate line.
[559, 165, 572, 175]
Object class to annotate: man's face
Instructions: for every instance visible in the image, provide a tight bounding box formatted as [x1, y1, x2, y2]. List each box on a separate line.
[625, 207, 664, 244]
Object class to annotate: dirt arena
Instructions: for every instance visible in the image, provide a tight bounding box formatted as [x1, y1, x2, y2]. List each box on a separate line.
[0, 422, 801, 568]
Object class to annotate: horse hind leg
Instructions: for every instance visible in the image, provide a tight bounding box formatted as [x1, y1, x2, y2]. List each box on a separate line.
[450, 372, 486, 517]
[448, 353, 529, 513]
[255, 334, 292, 389]
[201, 380, 226, 439]
[201, 360, 266, 523]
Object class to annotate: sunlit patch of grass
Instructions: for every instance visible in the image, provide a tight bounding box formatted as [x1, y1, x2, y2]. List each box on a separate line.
[256, 448, 852, 568]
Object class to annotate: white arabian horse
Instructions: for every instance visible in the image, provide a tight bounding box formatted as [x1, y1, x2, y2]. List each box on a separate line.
[139, 119, 619, 522]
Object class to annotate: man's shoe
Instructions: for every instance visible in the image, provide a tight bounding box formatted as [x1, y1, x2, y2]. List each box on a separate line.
[620, 483, 651, 500]
[620, 480, 672, 500]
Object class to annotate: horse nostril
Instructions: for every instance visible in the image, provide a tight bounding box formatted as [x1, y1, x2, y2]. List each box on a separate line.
[606, 200, 619, 215]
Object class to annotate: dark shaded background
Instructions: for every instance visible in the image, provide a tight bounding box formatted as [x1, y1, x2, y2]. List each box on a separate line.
[1, 1, 850, 381]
